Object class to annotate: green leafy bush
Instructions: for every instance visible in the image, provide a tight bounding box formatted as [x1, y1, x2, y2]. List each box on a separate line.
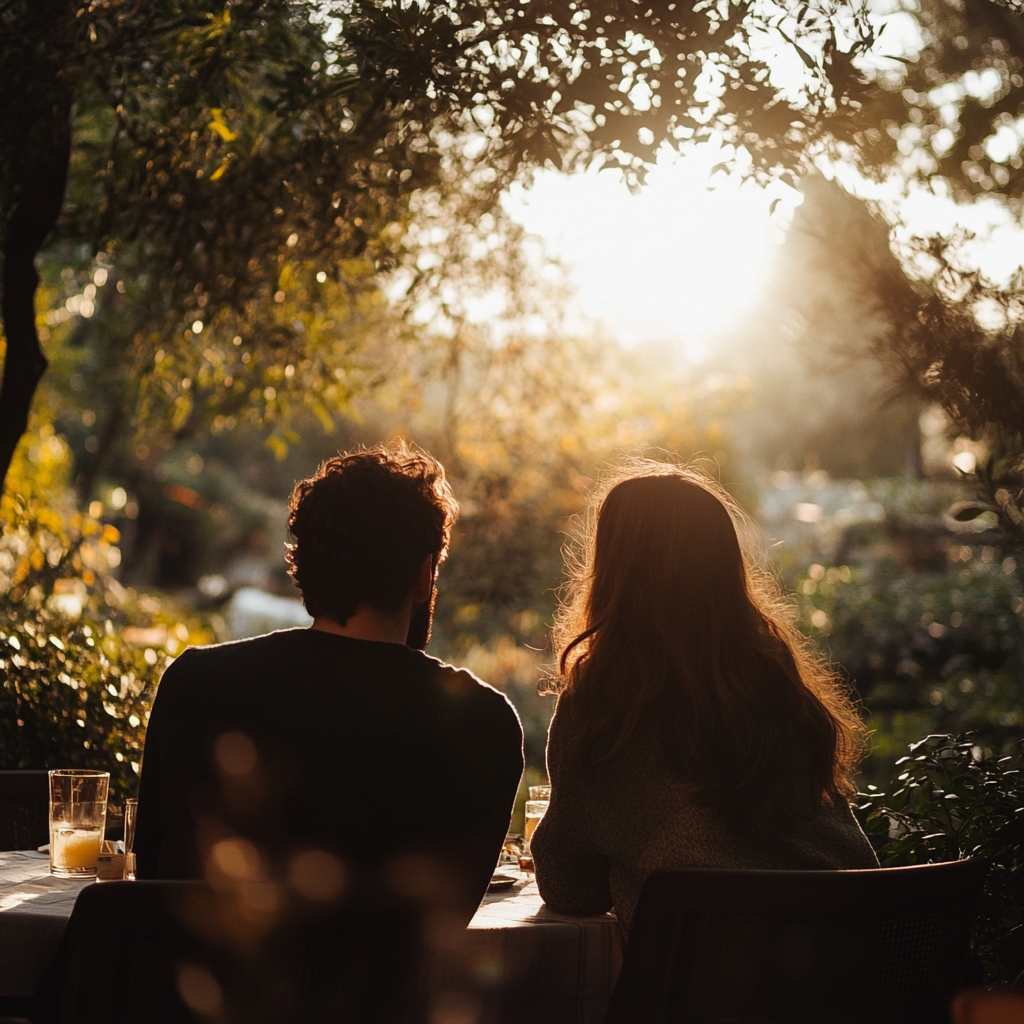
[793, 554, 1024, 774]
[1, 615, 158, 802]
[0, 425, 210, 801]
[858, 735, 1024, 983]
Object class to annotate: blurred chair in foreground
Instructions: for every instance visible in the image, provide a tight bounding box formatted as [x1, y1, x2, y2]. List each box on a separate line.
[606, 860, 988, 1024]
[0, 771, 48, 852]
[47, 880, 426, 1024]
[951, 989, 1024, 1024]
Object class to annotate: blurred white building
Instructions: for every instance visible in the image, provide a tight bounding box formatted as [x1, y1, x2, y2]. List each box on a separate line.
[225, 586, 311, 640]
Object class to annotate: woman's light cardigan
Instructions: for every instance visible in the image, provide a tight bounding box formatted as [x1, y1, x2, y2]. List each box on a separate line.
[532, 693, 879, 937]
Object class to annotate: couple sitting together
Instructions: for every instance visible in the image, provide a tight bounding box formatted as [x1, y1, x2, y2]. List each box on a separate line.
[134, 441, 876, 934]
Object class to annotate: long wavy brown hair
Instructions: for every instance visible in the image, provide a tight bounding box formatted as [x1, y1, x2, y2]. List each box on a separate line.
[552, 461, 865, 817]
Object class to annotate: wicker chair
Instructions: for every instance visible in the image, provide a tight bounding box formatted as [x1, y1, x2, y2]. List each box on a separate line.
[606, 860, 988, 1024]
[0, 771, 49, 852]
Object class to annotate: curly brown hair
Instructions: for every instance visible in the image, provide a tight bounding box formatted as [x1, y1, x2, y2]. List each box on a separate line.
[553, 459, 866, 818]
[286, 441, 458, 625]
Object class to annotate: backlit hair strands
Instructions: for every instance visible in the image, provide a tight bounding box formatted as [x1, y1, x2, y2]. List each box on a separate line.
[286, 439, 458, 626]
[550, 458, 865, 817]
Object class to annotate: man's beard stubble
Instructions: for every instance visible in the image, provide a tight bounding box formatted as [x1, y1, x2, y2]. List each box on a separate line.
[405, 585, 436, 650]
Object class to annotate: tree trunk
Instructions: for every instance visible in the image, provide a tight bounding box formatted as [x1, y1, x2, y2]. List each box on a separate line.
[0, 95, 71, 502]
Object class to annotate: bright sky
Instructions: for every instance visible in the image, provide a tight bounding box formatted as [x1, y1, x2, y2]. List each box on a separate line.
[505, 148, 1024, 357]
[504, 151, 797, 353]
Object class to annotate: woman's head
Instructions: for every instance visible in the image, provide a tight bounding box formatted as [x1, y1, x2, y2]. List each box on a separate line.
[554, 461, 864, 816]
[587, 472, 749, 662]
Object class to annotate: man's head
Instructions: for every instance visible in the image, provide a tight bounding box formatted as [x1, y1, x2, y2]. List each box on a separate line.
[286, 441, 458, 648]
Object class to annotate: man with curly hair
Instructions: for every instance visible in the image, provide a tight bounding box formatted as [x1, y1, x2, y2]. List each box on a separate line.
[134, 441, 524, 921]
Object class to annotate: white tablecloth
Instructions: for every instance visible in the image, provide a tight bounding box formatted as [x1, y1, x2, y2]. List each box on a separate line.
[451, 878, 623, 1023]
[0, 851, 91, 999]
[0, 851, 622, 1022]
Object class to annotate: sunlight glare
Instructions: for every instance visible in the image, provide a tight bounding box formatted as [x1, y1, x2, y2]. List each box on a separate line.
[504, 148, 797, 353]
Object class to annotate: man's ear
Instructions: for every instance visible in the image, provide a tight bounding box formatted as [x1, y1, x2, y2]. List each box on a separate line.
[412, 553, 434, 604]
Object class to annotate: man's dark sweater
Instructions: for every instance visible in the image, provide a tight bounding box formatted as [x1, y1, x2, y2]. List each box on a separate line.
[134, 628, 523, 918]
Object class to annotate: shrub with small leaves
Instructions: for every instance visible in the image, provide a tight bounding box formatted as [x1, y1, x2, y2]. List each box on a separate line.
[0, 616, 160, 801]
[858, 734, 1024, 984]
[0, 425, 211, 802]
[794, 554, 1024, 775]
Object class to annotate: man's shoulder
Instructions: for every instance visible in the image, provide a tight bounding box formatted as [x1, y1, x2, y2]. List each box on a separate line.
[161, 636, 519, 731]
[182, 627, 307, 657]
[425, 656, 523, 732]
[156, 629, 306, 689]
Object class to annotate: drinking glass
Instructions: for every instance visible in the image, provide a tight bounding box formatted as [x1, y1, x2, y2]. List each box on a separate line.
[49, 770, 109, 877]
[123, 797, 138, 880]
[524, 790, 550, 849]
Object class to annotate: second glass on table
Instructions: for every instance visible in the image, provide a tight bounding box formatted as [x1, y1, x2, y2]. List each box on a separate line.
[524, 784, 551, 847]
[49, 769, 109, 878]
[123, 797, 137, 880]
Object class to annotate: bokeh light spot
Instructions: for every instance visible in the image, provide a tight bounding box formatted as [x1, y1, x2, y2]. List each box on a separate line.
[177, 963, 222, 1016]
[288, 849, 346, 902]
[210, 837, 262, 880]
[214, 731, 257, 776]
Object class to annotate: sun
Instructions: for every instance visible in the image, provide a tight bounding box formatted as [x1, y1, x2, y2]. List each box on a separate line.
[504, 149, 796, 353]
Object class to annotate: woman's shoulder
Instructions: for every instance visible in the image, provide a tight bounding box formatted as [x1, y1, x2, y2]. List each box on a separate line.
[772, 795, 879, 869]
[548, 688, 611, 741]
[816, 795, 880, 866]
[547, 690, 632, 771]
[548, 689, 576, 729]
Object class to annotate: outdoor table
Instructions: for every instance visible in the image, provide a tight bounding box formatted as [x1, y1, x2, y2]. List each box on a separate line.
[0, 850, 91, 1000]
[446, 877, 623, 1023]
[0, 850, 622, 1024]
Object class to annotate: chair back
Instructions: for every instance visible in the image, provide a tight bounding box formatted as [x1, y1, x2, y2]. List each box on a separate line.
[0, 770, 49, 851]
[56, 881, 427, 1024]
[606, 860, 988, 1024]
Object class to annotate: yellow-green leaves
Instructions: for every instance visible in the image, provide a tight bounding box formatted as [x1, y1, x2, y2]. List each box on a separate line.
[208, 108, 237, 142]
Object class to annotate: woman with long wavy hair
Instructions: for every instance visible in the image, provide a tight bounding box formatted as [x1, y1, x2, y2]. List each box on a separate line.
[531, 463, 877, 935]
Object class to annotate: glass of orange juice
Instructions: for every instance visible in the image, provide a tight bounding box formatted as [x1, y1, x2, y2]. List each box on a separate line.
[49, 770, 109, 877]
[524, 785, 551, 848]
